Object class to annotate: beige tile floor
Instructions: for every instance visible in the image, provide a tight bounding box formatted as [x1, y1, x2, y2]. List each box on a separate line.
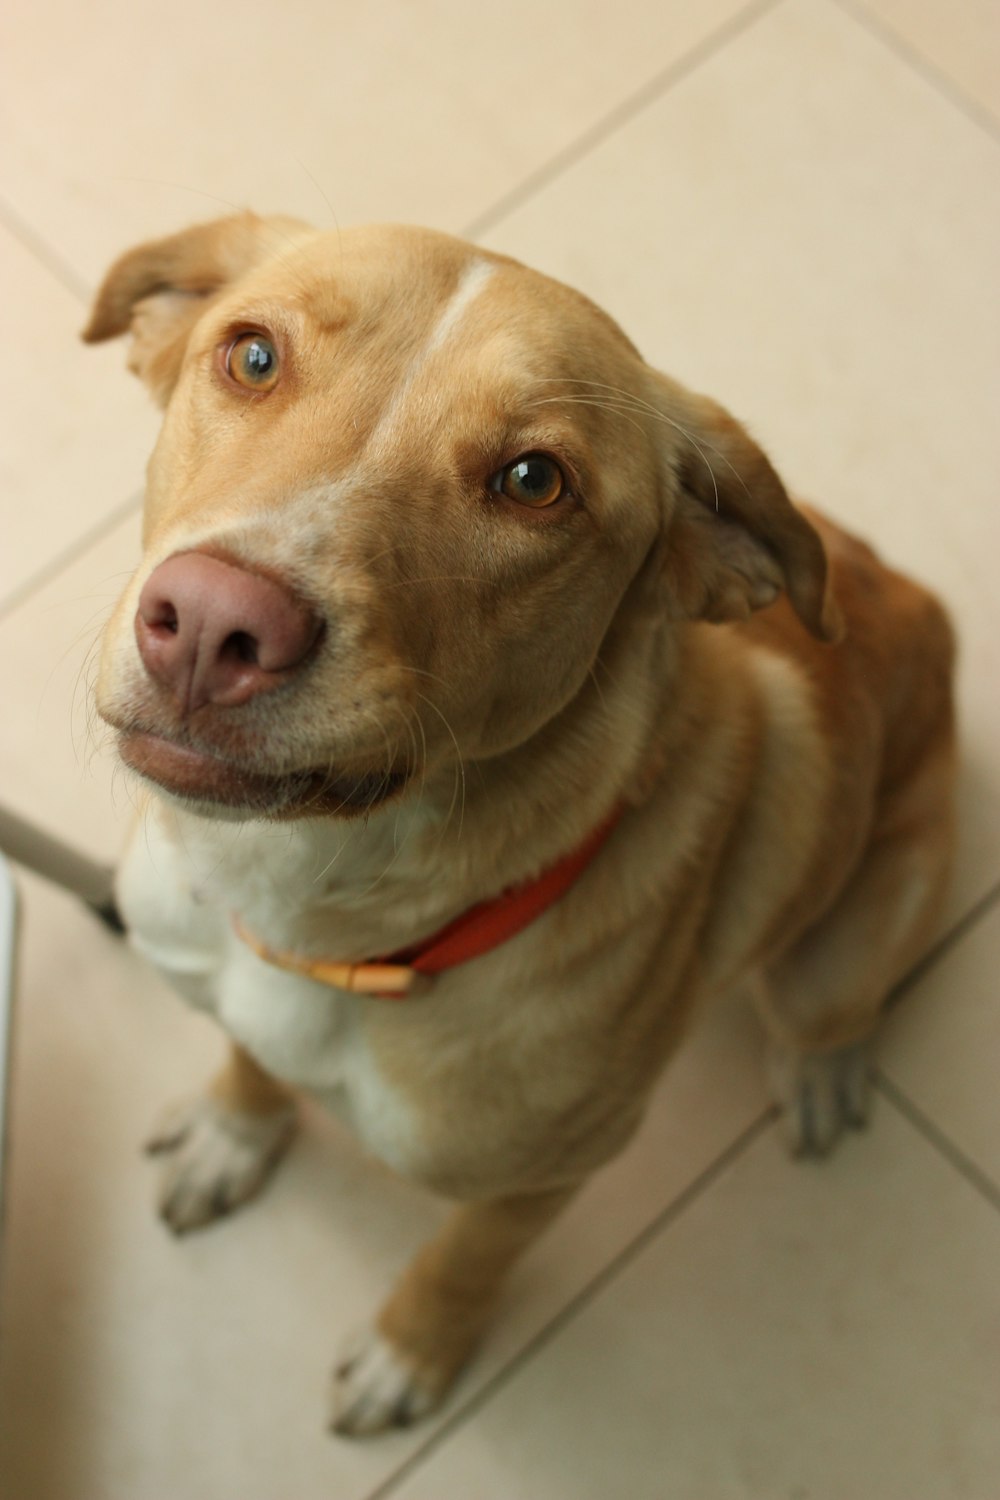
[0, 1, 998, 1495]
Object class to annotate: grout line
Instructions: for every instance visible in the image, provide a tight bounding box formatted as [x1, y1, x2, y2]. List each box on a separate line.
[0, 192, 92, 304]
[875, 1071, 1000, 1212]
[460, 0, 783, 242]
[0, 1, 784, 311]
[830, 0, 1000, 145]
[2, 14, 997, 1485]
[365, 1107, 777, 1500]
[0, 2, 782, 623]
[369, 886, 1000, 1494]
[0, 490, 143, 626]
[887, 878, 1000, 1009]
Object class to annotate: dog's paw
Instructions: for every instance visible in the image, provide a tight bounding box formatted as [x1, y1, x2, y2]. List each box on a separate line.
[766, 1040, 872, 1157]
[328, 1327, 442, 1437]
[145, 1095, 297, 1233]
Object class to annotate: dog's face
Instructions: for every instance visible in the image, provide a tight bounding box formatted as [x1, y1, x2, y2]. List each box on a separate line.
[86, 214, 838, 818]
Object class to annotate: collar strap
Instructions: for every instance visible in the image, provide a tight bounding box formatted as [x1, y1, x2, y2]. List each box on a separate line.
[233, 805, 622, 999]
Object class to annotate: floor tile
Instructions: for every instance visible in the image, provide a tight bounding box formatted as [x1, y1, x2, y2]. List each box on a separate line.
[479, 0, 1000, 925]
[388, 1103, 1000, 1500]
[2, 4, 998, 1494]
[0, 224, 157, 611]
[3, 4, 997, 929]
[0, 0, 750, 288]
[881, 898, 1000, 1191]
[0, 871, 770, 1500]
[0, 510, 141, 864]
[853, 0, 1000, 124]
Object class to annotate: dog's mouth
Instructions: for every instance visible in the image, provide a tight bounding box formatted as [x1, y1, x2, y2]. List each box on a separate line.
[118, 729, 409, 817]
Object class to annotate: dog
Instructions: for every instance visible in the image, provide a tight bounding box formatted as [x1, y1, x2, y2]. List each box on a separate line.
[82, 212, 956, 1435]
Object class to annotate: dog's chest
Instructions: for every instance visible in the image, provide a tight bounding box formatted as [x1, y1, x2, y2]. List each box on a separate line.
[115, 806, 425, 1165]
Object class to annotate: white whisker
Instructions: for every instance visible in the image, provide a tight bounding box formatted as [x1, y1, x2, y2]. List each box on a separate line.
[528, 394, 645, 436]
[533, 376, 753, 510]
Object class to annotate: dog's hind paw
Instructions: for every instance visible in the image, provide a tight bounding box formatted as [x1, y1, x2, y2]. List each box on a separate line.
[145, 1095, 297, 1233]
[328, 1328, 442, 1437]
[766, 1040, 872, 1157]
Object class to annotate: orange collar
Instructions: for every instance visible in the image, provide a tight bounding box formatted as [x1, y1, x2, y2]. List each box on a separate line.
[233, 806, 622, 999]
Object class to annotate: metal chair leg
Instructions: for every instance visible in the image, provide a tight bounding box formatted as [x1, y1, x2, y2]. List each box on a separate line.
[0, 803, 123, 930]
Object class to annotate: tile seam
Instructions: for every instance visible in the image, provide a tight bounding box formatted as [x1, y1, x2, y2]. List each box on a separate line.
[829, 0, 1000, 143]
[888, 879, 1000, 1010]
[0, 192, 92, 303]
[875, 1071, 1000, 1212]
[1, 0, 784, 308]
[460, 0, 784, 241]
[0, 490, 143, 626]
[2, 0, 782, 635]
[365, 888, 1000, 1495]
[363, 1107, 777, 1500]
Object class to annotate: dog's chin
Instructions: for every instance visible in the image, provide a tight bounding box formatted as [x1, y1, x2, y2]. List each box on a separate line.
[117, 730, 408, 820]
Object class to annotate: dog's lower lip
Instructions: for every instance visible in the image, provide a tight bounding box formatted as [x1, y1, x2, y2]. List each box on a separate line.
[117, 730, 408, 813]
[118, 731, 289, 805]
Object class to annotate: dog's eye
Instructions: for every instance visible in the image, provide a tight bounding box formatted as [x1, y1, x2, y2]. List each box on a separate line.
[490, 454, 567, 508]
[226, 333, 280, 392]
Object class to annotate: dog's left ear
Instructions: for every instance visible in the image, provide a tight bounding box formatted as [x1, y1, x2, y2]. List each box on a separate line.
[647, 371, 842, 642]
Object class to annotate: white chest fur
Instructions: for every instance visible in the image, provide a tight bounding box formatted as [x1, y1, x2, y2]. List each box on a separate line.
[115, 803, 423, 1169]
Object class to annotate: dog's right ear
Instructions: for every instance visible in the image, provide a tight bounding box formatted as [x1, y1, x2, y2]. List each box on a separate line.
[644, 371, 843, 642]
[82, 212, 312, 405]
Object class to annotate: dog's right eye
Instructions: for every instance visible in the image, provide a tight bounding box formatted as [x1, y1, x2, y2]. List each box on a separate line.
[226, 333, 281, 392]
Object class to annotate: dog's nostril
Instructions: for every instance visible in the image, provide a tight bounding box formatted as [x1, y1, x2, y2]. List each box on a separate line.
[136, 551, 321, 711]
[222, 631, 260, 667]
[146, 600, 179, 634]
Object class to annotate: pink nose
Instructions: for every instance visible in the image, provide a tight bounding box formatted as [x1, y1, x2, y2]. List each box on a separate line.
[135, 552, 321, 714]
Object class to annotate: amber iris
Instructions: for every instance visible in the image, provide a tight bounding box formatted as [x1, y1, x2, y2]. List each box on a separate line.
[491, 453, 566, 508]
[227, 333, 280, 391]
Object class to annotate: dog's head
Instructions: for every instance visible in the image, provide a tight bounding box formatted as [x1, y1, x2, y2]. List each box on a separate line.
[85, 213, 839, 818]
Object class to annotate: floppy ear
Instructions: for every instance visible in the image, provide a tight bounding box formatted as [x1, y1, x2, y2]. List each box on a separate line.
[647, 371, 842, 642]
[81, 211, 313, 405]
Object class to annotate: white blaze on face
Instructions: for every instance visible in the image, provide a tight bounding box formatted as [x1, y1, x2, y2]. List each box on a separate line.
[422, 257, 496, 359]
[119, 257, 501, 618]
[366, 258, 497, 455]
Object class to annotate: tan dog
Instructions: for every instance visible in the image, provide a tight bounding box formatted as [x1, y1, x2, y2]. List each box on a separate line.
[83, 213, 956, 1435]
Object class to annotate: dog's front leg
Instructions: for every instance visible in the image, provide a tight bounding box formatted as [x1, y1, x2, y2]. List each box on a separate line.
[146, 1041, 298, 1233]
[330, 1185, 577, 1436]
